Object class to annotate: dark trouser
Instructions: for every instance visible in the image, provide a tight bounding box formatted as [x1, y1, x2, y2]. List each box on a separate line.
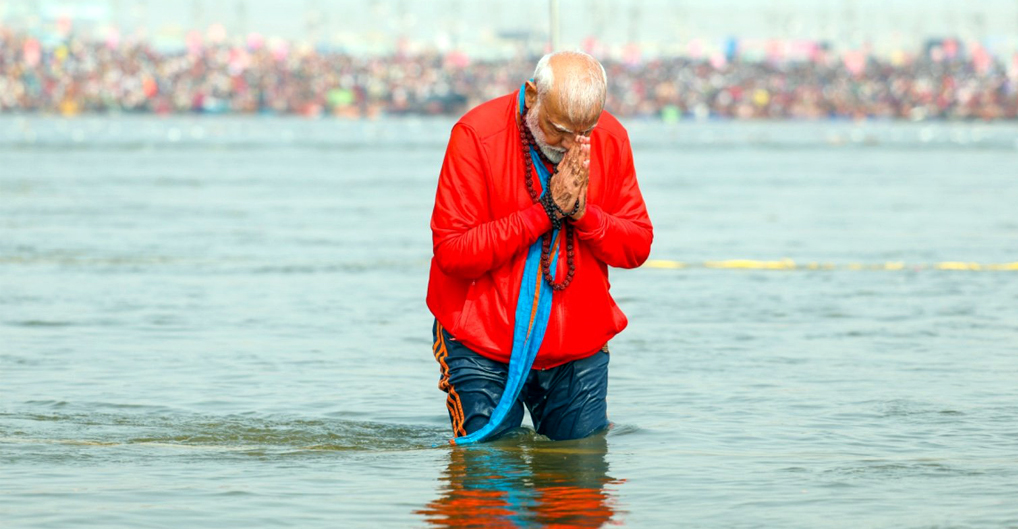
[432, 320, 610, 441]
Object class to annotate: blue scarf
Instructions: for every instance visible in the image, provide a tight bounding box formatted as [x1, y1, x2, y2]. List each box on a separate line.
[451, 84, 561, 445]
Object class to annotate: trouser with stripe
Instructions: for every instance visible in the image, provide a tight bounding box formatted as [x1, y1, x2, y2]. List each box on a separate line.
[432, 319, 610, 442]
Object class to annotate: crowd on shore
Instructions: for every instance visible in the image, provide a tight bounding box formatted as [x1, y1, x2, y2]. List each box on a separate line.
[1, 29, 1016, 120]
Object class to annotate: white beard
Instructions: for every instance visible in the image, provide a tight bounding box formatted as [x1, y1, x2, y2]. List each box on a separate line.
[525, 102, 567, 164]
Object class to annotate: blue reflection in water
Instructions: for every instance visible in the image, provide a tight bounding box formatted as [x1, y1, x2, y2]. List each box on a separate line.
[417, 432, 623, 527]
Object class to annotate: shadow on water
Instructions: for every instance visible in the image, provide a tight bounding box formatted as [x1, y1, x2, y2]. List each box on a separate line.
[417, 430, 624, 528]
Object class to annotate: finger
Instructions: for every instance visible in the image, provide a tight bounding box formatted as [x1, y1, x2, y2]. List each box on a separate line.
[557, 161, 572, 182]
[567, 145, 580, 164]
[577, 146, 590, 166]
[577, 164, 590, 185]
[572, 183, 588, 218]
[566, 147, 582, 166]
[559, 147, 573, 166]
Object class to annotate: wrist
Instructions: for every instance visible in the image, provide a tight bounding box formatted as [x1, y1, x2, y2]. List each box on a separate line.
[540, 193, 564, 230]
[571, 203, 601, 232]
[562, 198, 581, 219]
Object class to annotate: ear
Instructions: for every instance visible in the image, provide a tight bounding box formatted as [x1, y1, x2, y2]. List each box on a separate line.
[524, 81, 538, 110]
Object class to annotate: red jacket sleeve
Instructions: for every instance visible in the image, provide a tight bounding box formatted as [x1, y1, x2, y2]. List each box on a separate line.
[431, 123, 552, 279]
[571, 133, 653, 269]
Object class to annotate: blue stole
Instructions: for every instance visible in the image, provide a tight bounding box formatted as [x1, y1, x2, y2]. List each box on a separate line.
[451, 84, 561, 445]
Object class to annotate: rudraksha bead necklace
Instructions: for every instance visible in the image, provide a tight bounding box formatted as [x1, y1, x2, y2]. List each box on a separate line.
[519, 105, 577, 292]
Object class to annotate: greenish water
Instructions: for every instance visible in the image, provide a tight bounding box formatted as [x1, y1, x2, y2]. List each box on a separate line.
[2, 116, 1018, 528]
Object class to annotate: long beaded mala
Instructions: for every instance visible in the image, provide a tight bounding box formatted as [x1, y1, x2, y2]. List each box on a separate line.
[519, 105, 579, 292]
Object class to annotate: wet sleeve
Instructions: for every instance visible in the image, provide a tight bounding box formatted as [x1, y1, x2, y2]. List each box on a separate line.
[570, 134, 653, 269]
[431, 124, 552, 279]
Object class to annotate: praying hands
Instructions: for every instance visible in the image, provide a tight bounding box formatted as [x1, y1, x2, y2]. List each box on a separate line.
[548, 135, 591, 221]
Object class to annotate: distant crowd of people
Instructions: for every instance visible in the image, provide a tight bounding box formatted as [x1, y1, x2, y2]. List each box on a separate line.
[1, 29, 1016, 120]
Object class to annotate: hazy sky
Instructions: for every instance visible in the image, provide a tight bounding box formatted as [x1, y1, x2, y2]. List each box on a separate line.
[4, 0, 1018, 56]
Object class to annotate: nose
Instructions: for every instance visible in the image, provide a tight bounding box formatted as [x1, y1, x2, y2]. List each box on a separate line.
[560, 135, 575, 151]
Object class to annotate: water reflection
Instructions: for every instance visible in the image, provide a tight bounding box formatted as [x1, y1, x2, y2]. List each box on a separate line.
[417, 432, 623, 528]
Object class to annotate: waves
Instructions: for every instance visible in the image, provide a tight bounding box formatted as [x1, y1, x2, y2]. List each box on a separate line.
[0, 408, 449, 457]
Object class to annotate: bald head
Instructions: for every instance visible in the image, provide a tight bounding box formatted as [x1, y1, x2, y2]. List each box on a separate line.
[532, 51, 607, 125]
[523, 51, 607, 160]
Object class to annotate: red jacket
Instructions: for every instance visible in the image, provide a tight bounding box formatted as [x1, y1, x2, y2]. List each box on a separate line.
[427, 90, 653, 369]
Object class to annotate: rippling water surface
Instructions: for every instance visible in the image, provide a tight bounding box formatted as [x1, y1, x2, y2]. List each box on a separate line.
[2, 116, 1018, 528]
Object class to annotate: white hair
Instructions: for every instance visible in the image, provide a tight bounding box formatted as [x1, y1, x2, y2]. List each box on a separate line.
[532, 51, 608, 124]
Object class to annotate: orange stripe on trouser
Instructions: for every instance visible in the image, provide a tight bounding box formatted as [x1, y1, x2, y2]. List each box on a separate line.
[433, 322, 467, 437]
[441, 232, 560, 443]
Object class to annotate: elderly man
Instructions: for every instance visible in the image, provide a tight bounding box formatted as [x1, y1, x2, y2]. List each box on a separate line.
[427, 51, 653, 444]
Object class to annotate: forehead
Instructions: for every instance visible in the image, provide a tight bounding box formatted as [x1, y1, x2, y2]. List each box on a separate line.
[540, 91, 600, 132]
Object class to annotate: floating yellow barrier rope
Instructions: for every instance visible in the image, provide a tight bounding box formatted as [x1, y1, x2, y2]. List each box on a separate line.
[705, 259, 797, 270]
[643, 259, 1018, 271]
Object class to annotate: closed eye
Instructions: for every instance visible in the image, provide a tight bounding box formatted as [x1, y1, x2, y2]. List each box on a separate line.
[550, 120, 596, 136]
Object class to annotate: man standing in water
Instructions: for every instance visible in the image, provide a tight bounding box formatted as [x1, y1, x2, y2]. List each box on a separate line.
[427, 51, 653, 443]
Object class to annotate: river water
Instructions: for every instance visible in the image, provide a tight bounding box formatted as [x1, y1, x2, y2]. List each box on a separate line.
[2, 116, 1017, 528]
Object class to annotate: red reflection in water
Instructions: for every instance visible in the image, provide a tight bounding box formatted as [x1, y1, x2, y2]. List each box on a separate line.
[417, 435, 624, 528]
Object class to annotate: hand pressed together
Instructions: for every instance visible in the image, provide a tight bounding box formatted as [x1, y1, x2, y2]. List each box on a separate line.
[547, 135, 591, 221]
